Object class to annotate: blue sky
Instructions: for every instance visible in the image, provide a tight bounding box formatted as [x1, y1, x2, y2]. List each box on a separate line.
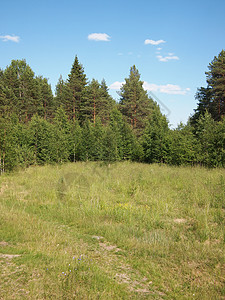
[1, 0, 225, 127]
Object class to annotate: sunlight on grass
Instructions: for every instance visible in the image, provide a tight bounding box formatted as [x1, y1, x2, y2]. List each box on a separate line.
[0, 162, 224, 299]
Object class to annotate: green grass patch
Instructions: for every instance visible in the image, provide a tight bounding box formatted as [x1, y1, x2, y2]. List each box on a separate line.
[0, 162, 224, 299]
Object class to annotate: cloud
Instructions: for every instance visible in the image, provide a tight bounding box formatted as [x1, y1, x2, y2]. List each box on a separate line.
[110, 80, 190, 95]
[157, 47, 162, 51]
[143, 81, 190, 95]
[0, 35, 20, 42]
[144, 39, 166, 45]
[88, 33, 110, 41]
[109, 81, 125, 90]
[156, 54, 179, 62]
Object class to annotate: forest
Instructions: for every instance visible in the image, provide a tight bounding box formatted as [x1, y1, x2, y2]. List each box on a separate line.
[0, 50, 225, 173]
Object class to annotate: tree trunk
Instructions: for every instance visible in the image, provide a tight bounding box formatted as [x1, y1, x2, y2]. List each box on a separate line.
[73, 90, 76, 122]
[44, 100, 47, 120]
[2, 128, 6, 173]
[94, 97, 96, 125]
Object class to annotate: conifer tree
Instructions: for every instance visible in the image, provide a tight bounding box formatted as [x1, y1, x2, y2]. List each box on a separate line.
[67, 55, 87, 121]
[36, 76, 54, 120]
[119, 65, 156, 135]
[99, 79, 116, 124]
[84, 78, 115, 124]
[142, 108, 169, 163]
[84, 79, 101, 124]
[194, 111, 225, 166]
[192, 50, 225, 123]
[206, 50, 225, 120]
[69, 120, 83, 162]
[167, 123, 199, 165]
[190, 87, 213, 126]
[3, 60, 42, 122]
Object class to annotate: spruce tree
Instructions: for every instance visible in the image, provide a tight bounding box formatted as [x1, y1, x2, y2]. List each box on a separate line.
[36, 76, 54, 120]
[67, 55, 87, 121]
[167, 123, 199, 166]
[99, 79, 116, 124]
[142, 108, 169, 163]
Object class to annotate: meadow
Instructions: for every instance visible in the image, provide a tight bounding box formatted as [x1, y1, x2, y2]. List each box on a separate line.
[0, 162, 224, 299]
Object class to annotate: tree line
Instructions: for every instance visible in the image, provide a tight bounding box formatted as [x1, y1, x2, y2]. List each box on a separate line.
[0, 51, 225, 173]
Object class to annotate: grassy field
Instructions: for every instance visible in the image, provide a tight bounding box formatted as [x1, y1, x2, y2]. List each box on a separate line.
[0, 162, 224, 299]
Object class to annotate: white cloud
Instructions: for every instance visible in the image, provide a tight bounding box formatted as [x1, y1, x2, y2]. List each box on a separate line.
[110, 80, 190, 95]
[88, 33, 110, 41]
[0, 35, 20, 42]
[144, 39, 166, 45]
[157, 47, 162, 51]
[143, 81, 190, 95]
[156, 54, 179, 62]
[109, 81, 125, 90]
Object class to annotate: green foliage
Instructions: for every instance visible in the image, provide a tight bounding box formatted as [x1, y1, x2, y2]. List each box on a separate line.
[192, 50, 225, 123]
[142, 109, 169, 163]
[29, 114, 70, 164]
[83, 79, 115, 124]
[119, 65, 156, 135]
[0, 54, 225, 172]
[167, 123, 200, 165]
[36, 76, 54, 119]
[195, 112, 225, 167]
[0, 60, 54, 122]
[56, 55, 88, 122]
[206, 49, 225, 119]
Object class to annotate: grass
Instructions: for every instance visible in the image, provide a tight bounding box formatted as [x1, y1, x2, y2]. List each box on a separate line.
[0, 161, 224, 299]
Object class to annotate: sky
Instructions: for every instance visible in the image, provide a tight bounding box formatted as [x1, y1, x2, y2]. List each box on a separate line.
[0, 0, 225, 127]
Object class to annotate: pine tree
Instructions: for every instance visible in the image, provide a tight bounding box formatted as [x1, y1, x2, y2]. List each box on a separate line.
[84, 78, 116, 124]
[3, 60, 42, 122]
[84, 79, 101, 124]
[192, 50, 225, 123]
[119, 65, 156, 135]
[206, 50, 225, 120]
[190, 87, 213, 126]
